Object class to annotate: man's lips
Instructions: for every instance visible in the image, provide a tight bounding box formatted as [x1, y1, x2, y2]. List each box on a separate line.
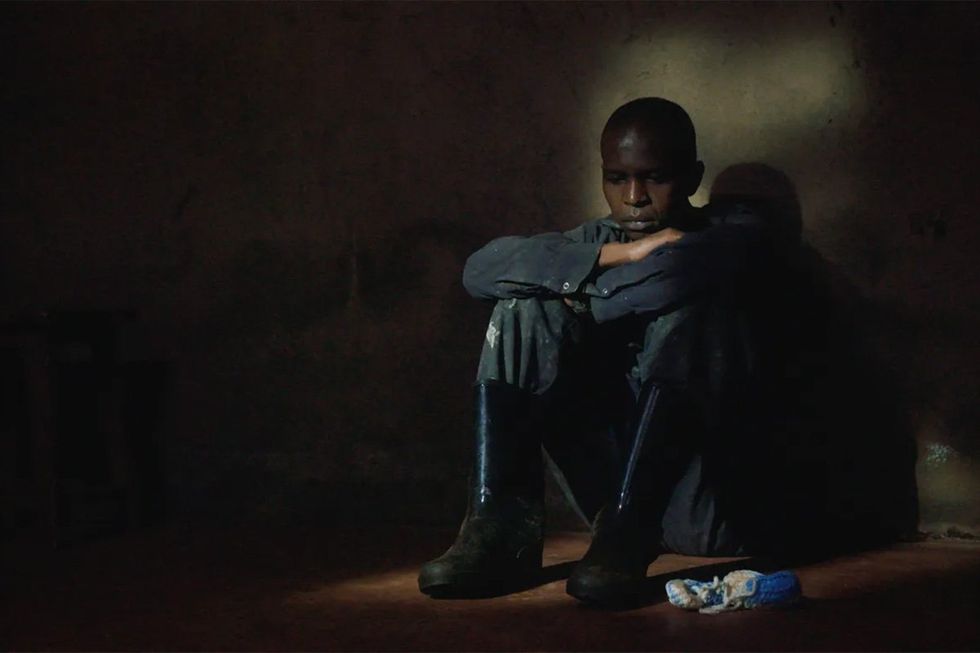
[617, 215, 662, 231]
[621, 219, 656, 230]
[617, 206, 663, 225]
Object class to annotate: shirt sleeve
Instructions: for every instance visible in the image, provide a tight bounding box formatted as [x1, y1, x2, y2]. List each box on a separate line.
[461, 222, 608, 300]
[585, 221, 766, 323]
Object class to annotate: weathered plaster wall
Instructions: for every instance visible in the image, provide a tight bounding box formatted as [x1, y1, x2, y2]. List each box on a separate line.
[2, 3, 977, 531]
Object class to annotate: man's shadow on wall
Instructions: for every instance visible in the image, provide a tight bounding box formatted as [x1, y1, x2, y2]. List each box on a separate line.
[706, 163, 919, 560]
[587, 162, 921, 611]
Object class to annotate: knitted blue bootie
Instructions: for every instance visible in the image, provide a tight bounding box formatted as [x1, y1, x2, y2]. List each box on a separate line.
[666, 569, 802, 614]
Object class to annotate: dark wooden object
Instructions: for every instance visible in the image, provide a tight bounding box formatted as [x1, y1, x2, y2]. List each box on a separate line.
[0, 310, 166, 547]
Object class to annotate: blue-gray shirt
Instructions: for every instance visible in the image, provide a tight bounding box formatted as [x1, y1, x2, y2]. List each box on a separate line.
[462, 205, 765, 323]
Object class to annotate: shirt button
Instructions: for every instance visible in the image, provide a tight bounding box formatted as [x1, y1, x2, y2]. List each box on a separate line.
[561, 282, 571, 291]
[601, 288, 610, 296]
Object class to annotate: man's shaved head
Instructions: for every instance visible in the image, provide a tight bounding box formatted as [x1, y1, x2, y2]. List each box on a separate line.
[599, 98, 704, 238]
[601, 97, 698, 169]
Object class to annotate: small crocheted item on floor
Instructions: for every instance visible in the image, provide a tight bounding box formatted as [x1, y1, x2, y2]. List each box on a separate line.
[665, 569, 801, 614]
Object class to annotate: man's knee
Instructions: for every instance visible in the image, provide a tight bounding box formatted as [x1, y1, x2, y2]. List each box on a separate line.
[485, 297, 580, 346]
[632, 299, 749, 392]
[489, 296, 571, 323]
[477, 297, 584, 394]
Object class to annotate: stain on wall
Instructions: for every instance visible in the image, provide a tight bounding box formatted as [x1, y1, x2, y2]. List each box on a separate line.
[1, 3, 977, 533]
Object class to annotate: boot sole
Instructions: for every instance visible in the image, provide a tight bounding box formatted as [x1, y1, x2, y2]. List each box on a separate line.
[419, 544, 544, 599]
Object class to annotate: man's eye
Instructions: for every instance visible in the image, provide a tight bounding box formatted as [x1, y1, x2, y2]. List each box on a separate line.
[646, 174, 669, 184]
[605, 175, 626, 184]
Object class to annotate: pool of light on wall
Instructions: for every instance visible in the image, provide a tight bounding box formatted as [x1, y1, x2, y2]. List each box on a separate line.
[577, 26, 867, 221]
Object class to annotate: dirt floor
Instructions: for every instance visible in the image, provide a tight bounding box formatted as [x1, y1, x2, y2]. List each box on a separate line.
[2, 525, 978, 651]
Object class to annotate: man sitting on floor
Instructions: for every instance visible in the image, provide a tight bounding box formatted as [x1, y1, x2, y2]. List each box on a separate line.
[419, 97, 795, 605]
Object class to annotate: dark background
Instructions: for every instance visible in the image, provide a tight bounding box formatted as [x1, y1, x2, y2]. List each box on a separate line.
[1, 2, 977, 537]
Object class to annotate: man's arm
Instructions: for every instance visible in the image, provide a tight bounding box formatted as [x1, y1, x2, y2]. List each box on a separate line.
[462, 219, 686, 301]
[462, 223, 608, 300]
[585, 220, 766, 323]
[596, 229, 685, 268]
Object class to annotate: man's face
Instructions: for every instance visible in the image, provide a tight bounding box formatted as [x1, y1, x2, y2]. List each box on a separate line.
[601, 126, 702, 240]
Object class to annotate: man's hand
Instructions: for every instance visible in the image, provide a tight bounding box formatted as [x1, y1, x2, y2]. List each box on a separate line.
[563, 296, 587, 311]
[597, 228, 684, 268]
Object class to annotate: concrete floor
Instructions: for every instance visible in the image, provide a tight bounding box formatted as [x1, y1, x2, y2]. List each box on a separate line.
[1, 526, 978, 651]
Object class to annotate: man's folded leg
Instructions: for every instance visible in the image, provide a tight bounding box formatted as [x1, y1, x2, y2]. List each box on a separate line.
[419, 296, 621, 597]
[566, 299, 759, 605]
[566, 379, 698, 605]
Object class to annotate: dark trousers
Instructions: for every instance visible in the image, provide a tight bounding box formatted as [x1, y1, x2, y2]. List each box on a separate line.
[475, 296, 761, 556]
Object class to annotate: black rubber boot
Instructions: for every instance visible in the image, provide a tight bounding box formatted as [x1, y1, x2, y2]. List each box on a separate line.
[566, 382, 687, 606]
[418, 382, 544, 597]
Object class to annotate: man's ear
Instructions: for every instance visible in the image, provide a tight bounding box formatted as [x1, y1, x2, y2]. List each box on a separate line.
[684, 161, 706, 197]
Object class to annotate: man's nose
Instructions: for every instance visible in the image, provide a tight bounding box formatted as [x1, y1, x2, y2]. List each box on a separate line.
[624, 179, 649, 206]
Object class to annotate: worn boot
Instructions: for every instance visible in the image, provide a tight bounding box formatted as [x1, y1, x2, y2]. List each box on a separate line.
[418, 382, 544, 597]
[566, 382, 688, 606]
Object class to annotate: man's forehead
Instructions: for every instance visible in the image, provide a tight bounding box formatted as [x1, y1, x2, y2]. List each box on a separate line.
[601, 126, 680, 165]
[602, 124, 674, 150]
